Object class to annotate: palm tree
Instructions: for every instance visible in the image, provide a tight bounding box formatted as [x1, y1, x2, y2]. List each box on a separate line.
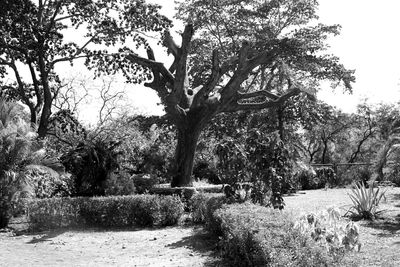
[0, 98, 64, 228]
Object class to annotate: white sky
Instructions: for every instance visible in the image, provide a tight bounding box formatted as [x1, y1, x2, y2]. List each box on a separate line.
[316, 0, 400, 112]
[131, 0, 400, 115]
[9, 0, 400, 123]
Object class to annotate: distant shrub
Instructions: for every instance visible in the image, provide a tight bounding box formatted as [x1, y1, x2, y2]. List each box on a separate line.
[315, 167, 337, 187]
[132, 174, 159, 194]
[296, 167, 317, 190]
[337, 166, 371, 187]
[386, 164, 400, 186]
[212, 203, 345, 266]
[296, 166, 336, 190]
[193, 161, 221, 184]
[27, 195, 184, 231]
[104, 171, 135, 196]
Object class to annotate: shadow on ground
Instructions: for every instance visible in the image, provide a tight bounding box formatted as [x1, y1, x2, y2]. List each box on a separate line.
[362, 217, 400, 238]
[166, 226, 227, 267]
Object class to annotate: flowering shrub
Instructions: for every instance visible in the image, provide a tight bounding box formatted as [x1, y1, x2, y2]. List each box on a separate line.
[294, 207, 361, 258]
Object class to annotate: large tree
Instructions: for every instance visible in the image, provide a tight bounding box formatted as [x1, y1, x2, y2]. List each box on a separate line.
[120, 0, 355, 187]
[0, 0, 170, 137]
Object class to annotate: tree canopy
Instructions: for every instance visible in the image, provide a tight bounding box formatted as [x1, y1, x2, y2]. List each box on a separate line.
[0, 0, 170, 136]
[122, 0, 355, 186]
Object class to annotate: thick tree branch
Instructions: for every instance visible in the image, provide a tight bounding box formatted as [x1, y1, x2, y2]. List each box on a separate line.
[192, 49, 223, 108]
[172, 24, 194, 102]
[237, 89, 279, 101]
[222, 87, 301, 112]
[163, 31, 179, 57]
[125, 53, 175, 85]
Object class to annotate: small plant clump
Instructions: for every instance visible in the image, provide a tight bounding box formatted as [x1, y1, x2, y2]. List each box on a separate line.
[294, 207, 361, 259]
[347, 182, 386, 220]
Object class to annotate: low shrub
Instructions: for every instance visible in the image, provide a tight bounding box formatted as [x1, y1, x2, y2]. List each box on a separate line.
[189, 193, 226, 226]
[27, 195, 184, 231]
[212, 203, 346, 267]
[294, 207, 361, 258]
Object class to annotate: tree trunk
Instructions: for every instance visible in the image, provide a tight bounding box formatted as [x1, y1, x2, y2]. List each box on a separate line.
[37, 102, 51, 138]
[171, 122, 204, 187]
[29, 106, 37, 125]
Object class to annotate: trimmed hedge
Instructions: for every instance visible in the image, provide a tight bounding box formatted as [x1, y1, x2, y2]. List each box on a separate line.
[189, 193, 226, 226]
[27, 195, 184, 231]
[211, 203, 343, 267]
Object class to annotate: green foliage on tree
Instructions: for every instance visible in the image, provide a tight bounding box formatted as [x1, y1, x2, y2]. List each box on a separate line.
[124, 0, 354, 186]
[0, 0, 170, 137]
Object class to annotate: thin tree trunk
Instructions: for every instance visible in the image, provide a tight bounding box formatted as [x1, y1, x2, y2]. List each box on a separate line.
[29, 106, 37, 125]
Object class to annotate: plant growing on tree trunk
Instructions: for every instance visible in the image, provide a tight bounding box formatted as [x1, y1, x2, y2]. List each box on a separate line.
[121, 0, 354, 187]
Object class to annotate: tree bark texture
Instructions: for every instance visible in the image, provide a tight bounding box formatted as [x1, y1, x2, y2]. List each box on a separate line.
[171, 125, 202, 187]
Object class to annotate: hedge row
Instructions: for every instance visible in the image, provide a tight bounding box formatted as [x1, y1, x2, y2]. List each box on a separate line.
[209, 203, 343, 267]
[27, 195, 184, 231]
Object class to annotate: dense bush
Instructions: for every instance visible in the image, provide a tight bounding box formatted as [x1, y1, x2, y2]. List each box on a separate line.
[211, 203, 344, 267]
[23, 167, 74, 198]
[61, 138, 121, 197]
[27, 195, 184, 231]
[104, 171, 136, 196]
[315, 167, 337, 187]
[189, 193, 226, 227]
[296, 166, 337, 190]
[132, 174, 159, 194]
[192, 160, 221, 184]
[247, 131, 295, 208]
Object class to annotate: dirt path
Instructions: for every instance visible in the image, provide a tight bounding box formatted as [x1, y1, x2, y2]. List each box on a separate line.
[0, 225, 221, 267]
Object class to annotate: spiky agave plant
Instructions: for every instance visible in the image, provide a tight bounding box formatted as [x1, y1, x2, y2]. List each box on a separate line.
[347, 182, 386, 220]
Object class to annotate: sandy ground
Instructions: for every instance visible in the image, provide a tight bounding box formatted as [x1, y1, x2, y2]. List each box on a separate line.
[2, 187, 400, 267]
[0, 225, 222, 267]
[285, 187, 400, 267]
